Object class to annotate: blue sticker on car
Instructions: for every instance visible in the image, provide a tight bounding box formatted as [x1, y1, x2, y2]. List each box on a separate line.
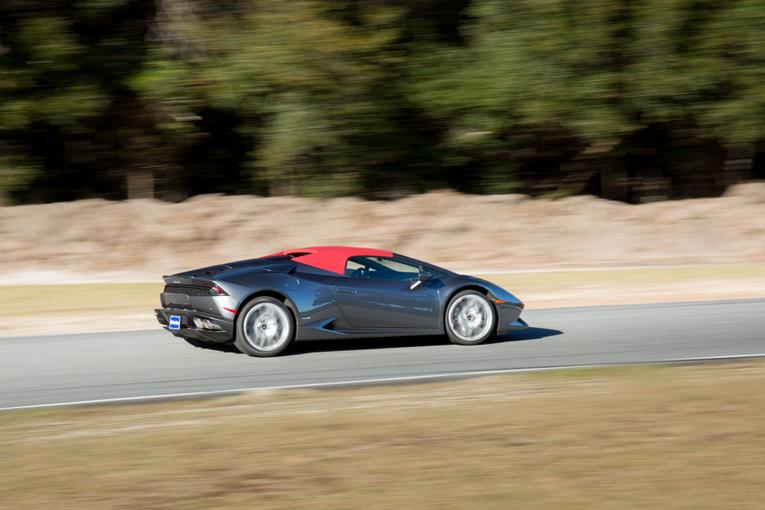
[169, 315, 181, 330]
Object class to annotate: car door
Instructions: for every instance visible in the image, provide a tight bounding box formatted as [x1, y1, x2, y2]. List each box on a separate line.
[333, 256, 440, 331]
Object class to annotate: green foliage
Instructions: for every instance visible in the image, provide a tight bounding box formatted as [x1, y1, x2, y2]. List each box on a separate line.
[0, 148, 38, 203]
[197, 0, 410, 195]
[1, 0, 765, 203]
[0, 16, 107, 129]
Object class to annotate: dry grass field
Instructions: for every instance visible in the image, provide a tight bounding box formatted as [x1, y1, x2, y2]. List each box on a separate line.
[1, 360, 764, 509]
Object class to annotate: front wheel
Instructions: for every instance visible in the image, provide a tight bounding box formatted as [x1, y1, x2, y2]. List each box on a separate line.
[234, 297, 295, 357]
[444, 290, 496, 345]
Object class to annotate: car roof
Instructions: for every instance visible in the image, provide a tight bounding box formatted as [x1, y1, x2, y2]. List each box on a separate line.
[262, 245, 394, 275]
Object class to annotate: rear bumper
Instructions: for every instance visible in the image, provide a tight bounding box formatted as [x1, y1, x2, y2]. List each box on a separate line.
[155, 308, 235, 343]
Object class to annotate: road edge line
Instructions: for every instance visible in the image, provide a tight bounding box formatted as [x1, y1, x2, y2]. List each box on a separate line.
[3, 352, 765, 412]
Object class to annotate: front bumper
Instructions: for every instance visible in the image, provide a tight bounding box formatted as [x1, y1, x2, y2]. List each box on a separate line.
[495, 303, 528, 335]
[155, 308, 235, 343]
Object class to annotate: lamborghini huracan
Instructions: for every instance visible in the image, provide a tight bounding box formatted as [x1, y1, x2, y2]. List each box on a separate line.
[155, 246, 527, 356]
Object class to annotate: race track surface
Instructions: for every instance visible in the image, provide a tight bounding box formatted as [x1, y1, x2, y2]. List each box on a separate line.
[2, 299, 764, 410]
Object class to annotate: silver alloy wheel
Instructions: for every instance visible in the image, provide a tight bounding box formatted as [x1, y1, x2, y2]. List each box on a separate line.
[242, 302, 291, 352]
[447, 294, 494, 342]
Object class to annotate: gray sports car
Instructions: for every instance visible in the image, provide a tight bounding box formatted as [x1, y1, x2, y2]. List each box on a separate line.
[155, 246, 527, 356]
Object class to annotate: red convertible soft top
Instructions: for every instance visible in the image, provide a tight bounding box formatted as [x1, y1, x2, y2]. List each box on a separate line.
[263, 245, 394, 275]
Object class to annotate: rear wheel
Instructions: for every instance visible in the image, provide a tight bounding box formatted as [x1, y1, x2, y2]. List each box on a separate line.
[234, 297, 295, 357]
[444, 290, 495, 345]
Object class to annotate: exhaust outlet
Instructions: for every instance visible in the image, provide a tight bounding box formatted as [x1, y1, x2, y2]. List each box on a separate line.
[193, 318, 223, 331]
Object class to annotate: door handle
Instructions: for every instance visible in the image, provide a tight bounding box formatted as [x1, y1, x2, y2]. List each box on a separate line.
[335, 288, 358, 295]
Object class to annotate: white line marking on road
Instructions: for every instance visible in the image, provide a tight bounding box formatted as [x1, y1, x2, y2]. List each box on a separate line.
[3, 352, 765, 412]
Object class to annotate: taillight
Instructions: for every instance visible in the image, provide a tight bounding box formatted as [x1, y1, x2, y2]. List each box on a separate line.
[162, 282, 228, 296]
[209, 284, 228, 296]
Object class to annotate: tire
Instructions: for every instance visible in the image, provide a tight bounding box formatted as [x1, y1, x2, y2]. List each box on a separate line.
[234, 296, 295, 357]
[444, 290, 496, 345]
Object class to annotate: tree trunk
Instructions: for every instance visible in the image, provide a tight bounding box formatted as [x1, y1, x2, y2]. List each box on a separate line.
[127, 168, 155, 199]
[722, 144, 754, 188]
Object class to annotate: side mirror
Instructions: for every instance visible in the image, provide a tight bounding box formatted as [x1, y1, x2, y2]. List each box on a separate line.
[409, 271, 433, 290]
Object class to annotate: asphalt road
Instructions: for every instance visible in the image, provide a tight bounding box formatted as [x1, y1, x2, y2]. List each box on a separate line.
[2, 299, 764, 410]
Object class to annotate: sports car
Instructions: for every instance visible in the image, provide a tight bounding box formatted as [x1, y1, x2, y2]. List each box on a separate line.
[155, 246, 527, 356]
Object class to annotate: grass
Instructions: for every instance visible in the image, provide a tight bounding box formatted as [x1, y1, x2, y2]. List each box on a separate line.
[482, 263, 765, 294]
[0, 282, 161, 315]
[1, 361, 764, 509]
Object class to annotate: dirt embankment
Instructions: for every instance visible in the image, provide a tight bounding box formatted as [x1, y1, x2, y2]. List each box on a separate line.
[1, 183, 765, 281]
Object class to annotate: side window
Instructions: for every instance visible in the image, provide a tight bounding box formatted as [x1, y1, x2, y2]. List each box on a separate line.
[344, 259, 365, 276]
[345, 256, 421, 281]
